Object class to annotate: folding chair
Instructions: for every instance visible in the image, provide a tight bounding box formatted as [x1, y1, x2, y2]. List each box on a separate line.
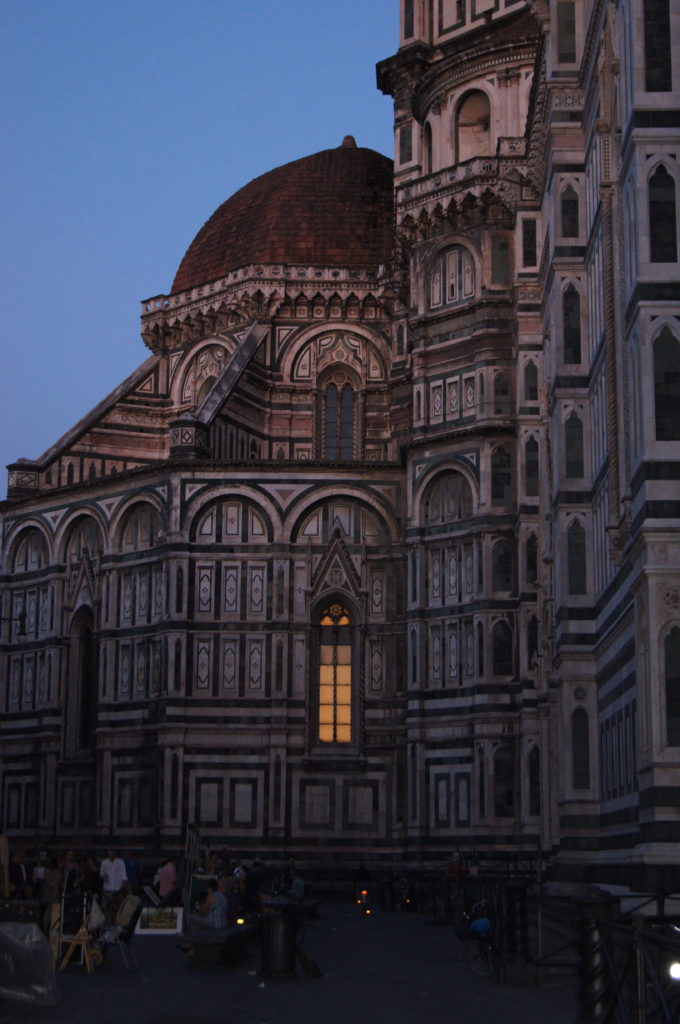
[103, 895, 143, 970]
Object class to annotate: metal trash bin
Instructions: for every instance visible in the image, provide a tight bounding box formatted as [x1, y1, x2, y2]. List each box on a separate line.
[380, 878, 395, 912]
[260, 897, 297, 977]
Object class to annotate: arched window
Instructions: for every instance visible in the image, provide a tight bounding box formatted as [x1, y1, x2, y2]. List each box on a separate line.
[491, 448, 512, 506]
[572, 708, 590, 788]
[561, 185, 579, 237]
[456, 90, 490, 162]
[430, 246, 475, 309]
[665, 627, 680, 745]
[563, 285, 581, 363]
[494, 374, 511, 415]
[493, 745, 515, 817]
[654, 327, 680, 440]
[525, 533, 538, 587]
[423, 472, 473, 524]
[423, 122, 433, 174]
[524, 361, 538, 402]
[525, 437, 539, 496]
[527, 616, 539, 667]
[318, 603, 353, 744]
[492, 620, 513, 675]
[567, 519, 587, 595]
[64, 517, 102, 564]
[12, 529, 47, 572]
[120, 505, 162, 552]
[69, 605, 97, 753]
[492, 541, 513, 591]
[528, 745, 541, 816]
[649, 165, 677, 262]
[477, 621, 484, 675]
[565, 413, 584, 477]
[323, 380, 355, 460]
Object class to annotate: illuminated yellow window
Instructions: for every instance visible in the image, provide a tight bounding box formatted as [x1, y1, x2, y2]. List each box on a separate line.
[318, 603, 352, 744]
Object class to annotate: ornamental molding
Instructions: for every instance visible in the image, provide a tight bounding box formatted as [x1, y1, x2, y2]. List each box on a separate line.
[141, 270, 393, 353]
[550, 90, 585, 109]
[413, 48, 538, 122]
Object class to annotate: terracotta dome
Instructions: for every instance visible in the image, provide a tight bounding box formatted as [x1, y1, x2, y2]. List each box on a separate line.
[171, 138, 394, 294]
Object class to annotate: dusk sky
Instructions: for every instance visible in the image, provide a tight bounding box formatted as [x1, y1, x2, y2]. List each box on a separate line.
[0, 1, 395, 477]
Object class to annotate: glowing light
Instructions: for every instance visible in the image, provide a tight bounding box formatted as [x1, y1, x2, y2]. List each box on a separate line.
[669, 961, 680, 980]
[237, 918, 245, 925]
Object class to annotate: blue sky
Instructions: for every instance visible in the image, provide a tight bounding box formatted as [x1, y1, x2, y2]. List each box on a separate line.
[0, 1, 396, 476]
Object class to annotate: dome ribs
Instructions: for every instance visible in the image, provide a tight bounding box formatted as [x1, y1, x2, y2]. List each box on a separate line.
[171, 146, 393, 293]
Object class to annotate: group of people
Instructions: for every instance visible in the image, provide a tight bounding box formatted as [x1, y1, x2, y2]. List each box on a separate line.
[3, 841, 308, 938]
[3, 846, 141, 930]
[187, 857, 306, 933]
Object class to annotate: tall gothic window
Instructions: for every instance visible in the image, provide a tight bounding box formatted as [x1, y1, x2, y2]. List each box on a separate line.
[563, 284, 582, 364]
[561, 185, 579, 237]
[318, 603, 353, 744]
[494, 373, 511, 414]
[572, 708, 591, 788]
[649, 165, 677, 263]
[492, 541, 513, 592]
[524, 360, 538, 402]
[491, 448, 512, 506]
[654, 327, 680, 439]
[565, 413, 584, 477]
[525, 437, 539, 496]
[492, 621, 513, 675]
[493, 744, 515, 817]
[323, 381, 355, 460]
[644, 0, 672, 91]
[567, 519, 587, 595]
[525, 533, 538, 587]
[557, 1, 576, 62]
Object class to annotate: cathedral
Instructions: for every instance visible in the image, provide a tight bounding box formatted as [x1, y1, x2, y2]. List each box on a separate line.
[2, 0, 679, 889]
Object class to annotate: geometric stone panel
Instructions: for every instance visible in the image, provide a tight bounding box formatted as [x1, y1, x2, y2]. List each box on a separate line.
[229, 778, 257, 828]
[433, 772, 451, 828]
[197, 778, 223, 828]
[343, 781, 378, 829]
[299, 779, 334, 829]
[455, 773, 471, 827]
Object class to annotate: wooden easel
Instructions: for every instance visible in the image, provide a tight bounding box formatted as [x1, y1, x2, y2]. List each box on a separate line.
[58, 914, 102, 973]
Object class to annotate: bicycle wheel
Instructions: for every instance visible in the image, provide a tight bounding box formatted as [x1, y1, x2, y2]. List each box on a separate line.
[465, 938, 494, 977]
[485, 940, 504, 984]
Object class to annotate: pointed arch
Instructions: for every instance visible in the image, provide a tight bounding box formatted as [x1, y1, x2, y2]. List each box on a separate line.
[654, 326, 680, 440]
[571, 707, 591, 788]
[649, 164, 677, 262]
[565, 412, 584, 477]
[567, 518, 587, 595]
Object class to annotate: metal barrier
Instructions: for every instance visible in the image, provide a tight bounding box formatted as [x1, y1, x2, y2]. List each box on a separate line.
[411, 873, 680, 1021]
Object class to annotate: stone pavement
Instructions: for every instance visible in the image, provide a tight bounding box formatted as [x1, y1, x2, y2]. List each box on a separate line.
[1, 901, 579, 1024]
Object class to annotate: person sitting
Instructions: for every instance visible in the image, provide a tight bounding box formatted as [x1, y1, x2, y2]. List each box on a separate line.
[285, 867, 305, 903]
[188, 879, 227, 930]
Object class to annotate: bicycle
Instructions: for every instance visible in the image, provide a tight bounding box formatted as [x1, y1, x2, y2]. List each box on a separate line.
[459, 900, 504, 983]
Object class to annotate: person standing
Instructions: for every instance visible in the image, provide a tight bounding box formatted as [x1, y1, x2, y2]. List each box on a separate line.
[99, 849, 128, 922]
[8, 849, 29, 899]
[158, 856, 179, 906]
